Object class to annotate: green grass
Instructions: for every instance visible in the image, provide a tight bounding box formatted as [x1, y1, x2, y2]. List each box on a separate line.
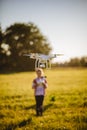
[0, 68, 87, 130]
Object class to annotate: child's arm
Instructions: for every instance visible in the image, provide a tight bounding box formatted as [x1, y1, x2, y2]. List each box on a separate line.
[32, 79, 37, 89]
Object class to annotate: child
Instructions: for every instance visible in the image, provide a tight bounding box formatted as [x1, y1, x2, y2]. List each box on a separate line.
[32, 68, 48, 116]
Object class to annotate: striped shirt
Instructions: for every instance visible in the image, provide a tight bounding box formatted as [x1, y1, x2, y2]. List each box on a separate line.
[32, 77, 48, 96]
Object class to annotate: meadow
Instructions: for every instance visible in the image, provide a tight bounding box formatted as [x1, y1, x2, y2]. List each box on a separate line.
[0, 68, 87, 130]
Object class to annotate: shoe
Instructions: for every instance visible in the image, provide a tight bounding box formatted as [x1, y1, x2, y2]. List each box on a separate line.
[39, 109, 43, 116]
[36, 110, 39, 116]
[40, 112, 43, 116]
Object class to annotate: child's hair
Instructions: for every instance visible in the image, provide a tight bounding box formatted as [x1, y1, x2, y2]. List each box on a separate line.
[35, 68, 44, 76]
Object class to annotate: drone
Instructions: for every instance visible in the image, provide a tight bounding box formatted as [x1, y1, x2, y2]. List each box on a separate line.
[23, 53, 63, 69]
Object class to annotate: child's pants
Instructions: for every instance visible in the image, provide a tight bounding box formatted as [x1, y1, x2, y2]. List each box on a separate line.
[35, 95, 44, 115]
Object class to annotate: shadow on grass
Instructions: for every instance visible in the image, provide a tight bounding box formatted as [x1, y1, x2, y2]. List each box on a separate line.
[6, 118, 32, 130]
[5, 103, 53, 130]
[24, 103, 53, 111]
[44, 103, 53, 111]
[24, 104, 36, 110]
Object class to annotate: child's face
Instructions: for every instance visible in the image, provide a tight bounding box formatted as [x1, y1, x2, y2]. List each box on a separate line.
[36, 70, 42, 77]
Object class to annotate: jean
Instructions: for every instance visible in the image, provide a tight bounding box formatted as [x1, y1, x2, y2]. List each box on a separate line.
[35, 95, 44, 115]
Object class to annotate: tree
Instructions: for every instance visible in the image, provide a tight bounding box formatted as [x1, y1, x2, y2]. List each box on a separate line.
[80, 57, 87, 67]
[0, 26, 3, 67]
[68, 58, 81, 67]
[2, 22, 52, 71]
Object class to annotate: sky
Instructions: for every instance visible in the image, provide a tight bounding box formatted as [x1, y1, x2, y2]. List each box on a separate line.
[0, 0, 87, 62]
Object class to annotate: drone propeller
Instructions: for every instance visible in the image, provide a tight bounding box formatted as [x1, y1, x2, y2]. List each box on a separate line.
[51, 54, 64, 58]
[23, 54, 31, 56]
[23, 53, 37, 59]
[55, 54, 64, 56]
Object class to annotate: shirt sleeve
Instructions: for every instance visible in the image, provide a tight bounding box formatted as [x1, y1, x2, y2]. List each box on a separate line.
[32, 79, 37, 89]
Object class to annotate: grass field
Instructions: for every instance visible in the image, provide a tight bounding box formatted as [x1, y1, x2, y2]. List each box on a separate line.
[0, 68, 87, 130]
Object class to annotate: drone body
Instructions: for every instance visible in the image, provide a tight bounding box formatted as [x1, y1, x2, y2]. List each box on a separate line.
[23, 53, 63, 69]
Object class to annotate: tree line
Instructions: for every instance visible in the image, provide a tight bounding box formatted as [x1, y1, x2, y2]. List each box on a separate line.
[52, 57, 87, 68]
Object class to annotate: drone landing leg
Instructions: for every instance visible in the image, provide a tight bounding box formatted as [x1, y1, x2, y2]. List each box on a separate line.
[38, 59, 40, 68]
[48, 60, 51, 69]
[35, 59, 39, 69]
[46, 60, 49, 69]
[50, 60, 51, 69]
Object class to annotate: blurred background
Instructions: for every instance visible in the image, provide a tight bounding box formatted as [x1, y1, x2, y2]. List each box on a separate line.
[0, 0, 87, 71]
